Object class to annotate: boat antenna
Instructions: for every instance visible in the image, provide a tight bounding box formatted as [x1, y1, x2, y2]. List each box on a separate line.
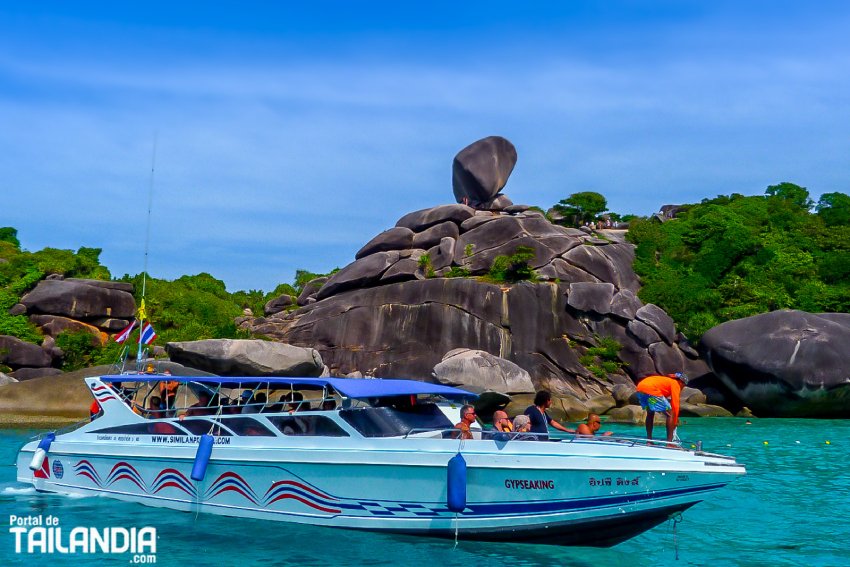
[136, 132, 158, 370]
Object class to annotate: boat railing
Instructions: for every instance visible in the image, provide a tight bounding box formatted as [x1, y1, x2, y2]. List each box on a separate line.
[402, 428, 692, 450]
[556, 433, 691, 450]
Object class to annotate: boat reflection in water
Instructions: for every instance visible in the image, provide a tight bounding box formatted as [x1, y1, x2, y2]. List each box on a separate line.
[17, 375, 745, 547]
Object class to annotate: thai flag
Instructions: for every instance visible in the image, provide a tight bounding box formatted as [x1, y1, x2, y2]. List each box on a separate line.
[114, 320, 137, 343]
[140, 322, 157, 345]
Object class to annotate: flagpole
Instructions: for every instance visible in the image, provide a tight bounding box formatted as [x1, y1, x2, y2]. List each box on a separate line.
[137, 133, 157, 370]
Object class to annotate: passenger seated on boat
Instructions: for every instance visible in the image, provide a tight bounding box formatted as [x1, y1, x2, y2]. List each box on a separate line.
[186, 391, 215, 416]
[278, 417, 307, 436]
[493, 410, 513, 433]
[321, 399, 337, 411]
[454, 405, 477, 440]
[223, 398, 243, 415]
[158, 376, 179, 413]
[147, 396, 179, 434]
[242, 392, 266, 414]
[274, 392, 305, 414]
[512, 415, 537, 440]
[577, 414, 613, 437]
[147, 396, 165, 418]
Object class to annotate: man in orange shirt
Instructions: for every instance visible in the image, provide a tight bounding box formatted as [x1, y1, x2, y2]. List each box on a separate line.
[636, 373, 689, 442]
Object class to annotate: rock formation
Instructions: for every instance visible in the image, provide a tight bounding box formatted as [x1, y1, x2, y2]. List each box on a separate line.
[702, 310, 850, 417]
[246, 203, 702, 400]
[242, 135, 711, 409]
[3, 277, 137, 374]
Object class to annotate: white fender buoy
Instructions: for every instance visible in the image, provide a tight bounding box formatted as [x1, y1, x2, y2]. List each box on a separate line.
[191, 434, 214, 481]
[29, 448, 47, 472]
[447, 452, 467, 512]
[29, 433, 56, 471]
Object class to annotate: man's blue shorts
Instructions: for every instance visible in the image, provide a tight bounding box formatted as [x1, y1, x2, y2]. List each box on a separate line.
[637, 392, 672, 413]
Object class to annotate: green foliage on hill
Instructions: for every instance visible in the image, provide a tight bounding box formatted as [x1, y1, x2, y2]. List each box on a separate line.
[0, 229, 112, 344]
[627, 184, 850, 340]
[118, 273, 248, 343]
[118, 269, 337, 344]
[0, 226, 339, 373]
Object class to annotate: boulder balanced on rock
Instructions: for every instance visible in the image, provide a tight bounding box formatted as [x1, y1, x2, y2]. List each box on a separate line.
[452, 136, 517, 209]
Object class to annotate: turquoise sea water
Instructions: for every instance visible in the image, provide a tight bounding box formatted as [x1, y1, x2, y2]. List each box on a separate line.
[1, 418, 847, 566]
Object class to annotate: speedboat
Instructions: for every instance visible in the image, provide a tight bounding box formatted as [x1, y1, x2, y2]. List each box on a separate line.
[16, 374, 745, 547]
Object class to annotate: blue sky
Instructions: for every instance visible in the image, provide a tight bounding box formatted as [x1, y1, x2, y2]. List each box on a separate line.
[2, 2, 849, 291]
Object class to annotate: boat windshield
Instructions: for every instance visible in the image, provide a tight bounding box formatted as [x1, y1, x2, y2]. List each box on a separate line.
[339, 403, 452, 437]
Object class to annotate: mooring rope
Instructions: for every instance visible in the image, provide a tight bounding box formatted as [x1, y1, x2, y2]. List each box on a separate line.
[669, 511, 684, 560]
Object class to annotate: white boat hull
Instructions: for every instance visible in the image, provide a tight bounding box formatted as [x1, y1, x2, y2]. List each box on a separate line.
[17, 435, 742, 547]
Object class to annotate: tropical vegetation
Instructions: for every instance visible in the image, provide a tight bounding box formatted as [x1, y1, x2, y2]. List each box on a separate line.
[0, 227, 337, 370]
[627, 183, 850, 340]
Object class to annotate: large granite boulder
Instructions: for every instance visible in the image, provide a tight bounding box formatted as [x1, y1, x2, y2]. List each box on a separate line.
[20, 279, 135, 319]
[0, 335, 52, 369]
[604, 404, 645, 424]
[355, 227, 414, 259]
[316, 251, 400, 300]
[567, 282, 615, 315]
[586, 394, 616, 415]
[611, 382, 637, 407]
[166, 339, 324, 377]
[452, 136, 517, 208]
[396, 205, 475, 232]
[9, 367, 63, 381]
[634, 304, 676, 346]
[297, 277, 328, 306]
[432, 349, 535, 394]
[28, 314, 107, 345]
[679, 403, 734, 418]
[702, 310, 850, 417]
[264, 294, 294, 316]
[412, 222, 459, 250]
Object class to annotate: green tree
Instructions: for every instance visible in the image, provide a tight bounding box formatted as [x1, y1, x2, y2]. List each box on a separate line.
[0, 227, 20, 249]
[816, 192, 850, 226]
[765, 182, 812, 210]
[553, 192, 608, 225]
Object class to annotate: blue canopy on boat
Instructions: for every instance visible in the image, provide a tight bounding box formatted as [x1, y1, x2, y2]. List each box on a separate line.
[97, 375, 477, 401]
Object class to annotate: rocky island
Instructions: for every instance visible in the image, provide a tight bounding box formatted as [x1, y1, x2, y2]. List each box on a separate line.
[1, 136, 848, 422]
